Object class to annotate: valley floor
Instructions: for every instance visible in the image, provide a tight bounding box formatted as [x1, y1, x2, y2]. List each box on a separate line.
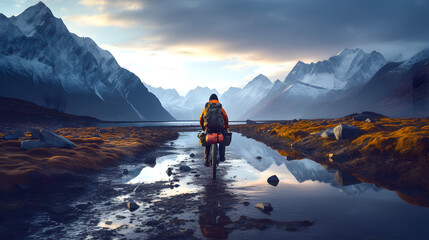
[0, 127, 178, 192]
[231, 116, 429, 207]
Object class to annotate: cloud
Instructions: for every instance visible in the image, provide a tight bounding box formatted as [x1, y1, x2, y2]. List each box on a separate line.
[76, 0, 429, 63]
[64, 13, 137, 28]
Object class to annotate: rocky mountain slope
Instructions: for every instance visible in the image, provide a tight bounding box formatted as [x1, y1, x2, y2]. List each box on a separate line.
[0, 2, 174, 121]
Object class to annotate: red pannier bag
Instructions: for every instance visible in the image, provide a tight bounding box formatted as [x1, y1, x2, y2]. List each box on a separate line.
[206, 133, 224, 144]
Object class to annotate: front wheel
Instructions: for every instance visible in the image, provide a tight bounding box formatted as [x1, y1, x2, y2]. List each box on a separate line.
[211, 143, 218, 180]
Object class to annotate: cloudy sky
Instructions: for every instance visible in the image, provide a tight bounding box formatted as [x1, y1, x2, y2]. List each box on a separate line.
[2, 0, 429, 95]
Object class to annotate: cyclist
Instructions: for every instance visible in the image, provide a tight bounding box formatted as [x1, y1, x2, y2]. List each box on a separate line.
[199, 94, 229, 167]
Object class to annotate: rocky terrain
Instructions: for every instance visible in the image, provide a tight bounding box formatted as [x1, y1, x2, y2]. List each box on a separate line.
[232, 113, 429, 206]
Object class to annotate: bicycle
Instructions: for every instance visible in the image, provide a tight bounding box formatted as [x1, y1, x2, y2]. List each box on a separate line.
[208, 142, 219, 180]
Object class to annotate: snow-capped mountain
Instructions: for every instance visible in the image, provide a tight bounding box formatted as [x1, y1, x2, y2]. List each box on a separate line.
[221, 74, 275, 120]
[303, 48, 429, 118]
[0, 2, 174, 121]
[246, 48, 386, 120]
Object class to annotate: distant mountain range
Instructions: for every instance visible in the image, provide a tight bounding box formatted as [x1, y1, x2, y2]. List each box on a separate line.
[151, 47, 428, 120]
[0, 2, 174, 121]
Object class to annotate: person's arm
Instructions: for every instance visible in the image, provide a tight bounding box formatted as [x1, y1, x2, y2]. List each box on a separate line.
[199, 109, 205, 130]
[221, 108, 229, 129]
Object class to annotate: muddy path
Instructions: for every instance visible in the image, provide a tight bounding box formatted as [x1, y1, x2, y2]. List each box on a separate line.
[2, 131, 429, 239]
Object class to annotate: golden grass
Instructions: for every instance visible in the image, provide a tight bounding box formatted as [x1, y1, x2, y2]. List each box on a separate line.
[0, 127, 178, 192]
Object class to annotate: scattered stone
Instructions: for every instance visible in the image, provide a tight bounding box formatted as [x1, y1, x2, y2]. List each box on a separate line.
[189, 153, 196, 158]
[174, 184, 180, 188]
[179, 165, 191, 172]
[116, 215, 126, 220]
[40, 130, 77, 148]
[256, 156, 262, 160]
[21, 140, 48, 150]
[319, 128, 335, 138]
[190, 170, 197, 173]
[123, 169, 129, 175]
[194, 174, 200, 177]
[246, 119, 257, 124]
[365, 118, 375, 123]
[166, 168, 173, 176]
[333, 124, 361, 140]
[267, 175, 279, 186]
[242, 201, 250, 206]
[30, 129, 41, 139]
[93, 133, 101, 137]
[353, 114, 371, 121]
[127, 201, 140, 212]
[255, 203, 273, 213]
[105, 220, 113, 225]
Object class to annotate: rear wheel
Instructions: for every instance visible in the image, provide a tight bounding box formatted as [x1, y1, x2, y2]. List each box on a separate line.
[211, 143, 218, 180]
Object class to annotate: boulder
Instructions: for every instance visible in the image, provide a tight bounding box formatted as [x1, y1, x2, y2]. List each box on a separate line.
[127, 201, 140, 211]
[40, 130, 77, 148]
[267, 175, 279, 186]
[21, 140, 48, 150]
[189, 153, 196, 158]
[333, 124, 361, 140]
[365, 118, 375, 123]
[179, 165, 191, 172]
[30, 129, 41, 139]
[166, 167, 173, 176]
[255, 202, 273, 212]
[319, 128, 335, 138]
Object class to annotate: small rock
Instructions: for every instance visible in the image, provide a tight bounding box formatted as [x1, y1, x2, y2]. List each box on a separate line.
[105, 220, 113, 225]
[255, 202, 273, 212]
[179, 165, 191, 172]
[170, 142, 174, 145]
[116, 215, 126, 220]
[194, 174, 200, 177]
[166, 168, 173, 176]
[123, 169, 129, 175]
[365, 118, 375, 123]
[242, 201, 250, 206]
[174, 184, 180, 188]
[127, 201, 140, 211]
[267, 175, 279, 186]
[189, 153, 196, 158]
[40, 130, 77, 148]
[256, 156, 262, 160]
[21, 140, 48, 150]
[333, 124, 361, 140]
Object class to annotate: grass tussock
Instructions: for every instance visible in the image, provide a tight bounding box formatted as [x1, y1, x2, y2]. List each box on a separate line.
[0, 127, 178, 192]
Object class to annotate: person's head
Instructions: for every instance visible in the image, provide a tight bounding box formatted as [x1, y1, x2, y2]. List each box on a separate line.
[209, 94, 218, 101]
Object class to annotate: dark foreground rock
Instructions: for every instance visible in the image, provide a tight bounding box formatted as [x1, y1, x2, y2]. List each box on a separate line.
[267, 175, 279, 186]
[128, 201, 140, 212]
[20, 130, 77, 150]
[255, 202, 273, 213]
[333, 124, 361, 140]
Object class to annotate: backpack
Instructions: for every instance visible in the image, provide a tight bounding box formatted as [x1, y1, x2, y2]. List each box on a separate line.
[203, 102, 224, 130]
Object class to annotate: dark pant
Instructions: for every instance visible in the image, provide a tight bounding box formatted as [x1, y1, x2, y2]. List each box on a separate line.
[204, 129, 226, 162]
